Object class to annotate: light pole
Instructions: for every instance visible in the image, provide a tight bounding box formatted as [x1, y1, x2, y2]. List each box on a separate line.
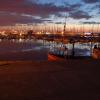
[70, 38, 75, 58]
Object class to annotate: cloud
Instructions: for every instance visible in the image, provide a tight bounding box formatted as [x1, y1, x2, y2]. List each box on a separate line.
[0, 12, 33, 25]
[96, 4, 100, 14]
[70, 4, 82, 9]
[0, 0, 83, 17]
[0, 0, 95, 25]
[69, 10, 92, 19]
[0, 11, 52, 25]
[82, 0, 99, 4]
[0, 0, 70, 17]
[82, 21, 100, 24]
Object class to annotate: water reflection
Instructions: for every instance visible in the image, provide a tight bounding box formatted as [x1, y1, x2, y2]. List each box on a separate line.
[0, 39, 98, 57]
[49, 42, 98, 57]
[0, 39, 50, 53]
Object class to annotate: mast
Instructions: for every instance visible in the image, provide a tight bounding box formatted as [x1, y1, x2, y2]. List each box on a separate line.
[62, 14, 67, 44]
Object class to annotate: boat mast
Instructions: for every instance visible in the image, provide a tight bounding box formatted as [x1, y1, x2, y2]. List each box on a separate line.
[62, 14, 67, 44]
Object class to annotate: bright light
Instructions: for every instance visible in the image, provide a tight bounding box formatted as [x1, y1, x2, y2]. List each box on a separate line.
[45, 32, 50, 35]
[84, 32, 92, 35]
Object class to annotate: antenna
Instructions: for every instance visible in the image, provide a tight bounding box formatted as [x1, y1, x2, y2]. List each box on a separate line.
[62, 13, 68, 43]
[63, 13, 67, 36]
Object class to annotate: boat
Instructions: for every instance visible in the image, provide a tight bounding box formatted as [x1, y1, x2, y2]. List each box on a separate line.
[48, 53, 64, 61]
[92, 48, 100, 59]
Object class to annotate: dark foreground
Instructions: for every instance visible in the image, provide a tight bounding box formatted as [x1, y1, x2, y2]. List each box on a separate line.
[0, 60, 100, 100]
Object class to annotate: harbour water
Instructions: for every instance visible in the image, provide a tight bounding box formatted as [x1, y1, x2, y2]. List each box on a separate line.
[0, 39, 48, 61]
[0, 39, 98, 60]
[49, 42, 98, 57]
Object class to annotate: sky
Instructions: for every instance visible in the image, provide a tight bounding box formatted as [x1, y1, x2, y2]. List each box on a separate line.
[0, 0, 100, 26]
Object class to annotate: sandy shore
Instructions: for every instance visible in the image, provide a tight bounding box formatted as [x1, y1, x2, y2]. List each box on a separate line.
[0, 60, 100, 100]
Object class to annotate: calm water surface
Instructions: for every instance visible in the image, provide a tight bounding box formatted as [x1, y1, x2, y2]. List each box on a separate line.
[0, 39, 98, 60]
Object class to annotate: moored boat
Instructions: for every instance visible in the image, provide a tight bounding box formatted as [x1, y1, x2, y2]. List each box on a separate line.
[92, 48, 100, 59]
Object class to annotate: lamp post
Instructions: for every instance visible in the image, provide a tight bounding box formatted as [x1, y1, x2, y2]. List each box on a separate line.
[70, 38, 75, 58]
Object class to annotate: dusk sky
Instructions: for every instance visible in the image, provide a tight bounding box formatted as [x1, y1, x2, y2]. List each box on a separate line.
[0, 0, 100, 26]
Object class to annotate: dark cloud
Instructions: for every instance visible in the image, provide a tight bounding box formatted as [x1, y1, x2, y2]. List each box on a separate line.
[0, 0, 72, 17]
[82, 21, 100, 24]
[70, 4, 82, 9]
[69, 10, 92, 19]
[82, 0, 99, 3]
[0, 0, 83, 17]
[0, 12, 33, 26]
[96, 4, 100, 14]
[0, 0, 93, 25]
[54, 22, 64, 24]
[32, 19, 52, 23]
[0, 11, 52, 25]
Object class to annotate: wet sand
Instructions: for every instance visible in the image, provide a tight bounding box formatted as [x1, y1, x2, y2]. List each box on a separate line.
[0, 60, 100, 100]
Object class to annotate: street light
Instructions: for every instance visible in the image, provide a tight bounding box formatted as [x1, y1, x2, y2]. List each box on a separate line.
[69, 38, 75, 58]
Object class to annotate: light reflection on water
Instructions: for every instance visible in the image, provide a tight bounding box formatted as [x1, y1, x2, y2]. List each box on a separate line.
[0, 39, 98, 57]
[49, 42, 98, 56]
[0, 39, 46, 53]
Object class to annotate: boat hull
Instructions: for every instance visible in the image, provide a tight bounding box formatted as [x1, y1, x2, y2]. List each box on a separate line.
[92, 49, 100, 59]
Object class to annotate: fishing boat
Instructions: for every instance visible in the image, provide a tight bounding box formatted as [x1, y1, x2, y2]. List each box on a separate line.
[48, 17, 67, 60]
[92, 46, 100, 59]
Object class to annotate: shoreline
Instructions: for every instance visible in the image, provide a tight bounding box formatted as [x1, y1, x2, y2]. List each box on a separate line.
[0, 60, 100, 100]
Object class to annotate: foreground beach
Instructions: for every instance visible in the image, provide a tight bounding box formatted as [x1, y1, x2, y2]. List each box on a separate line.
[0, 60, 100, 100]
